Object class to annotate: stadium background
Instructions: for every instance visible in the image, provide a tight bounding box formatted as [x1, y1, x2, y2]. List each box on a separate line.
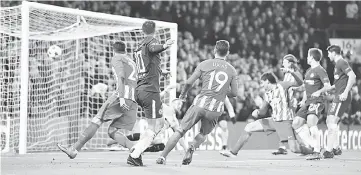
[1, 1, 361, 151]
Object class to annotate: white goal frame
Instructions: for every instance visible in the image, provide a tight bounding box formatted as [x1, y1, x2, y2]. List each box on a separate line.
[16, 1, 178, 154]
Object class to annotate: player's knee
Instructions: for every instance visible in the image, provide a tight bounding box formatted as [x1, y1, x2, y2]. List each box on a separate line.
[107, 126, 117, 139]
[244, 122, 256, 133]
[176, 128, 186, 137]
[218, 120, 228, 131]
[91, 117, 103, 126]
[292, 117, 305, 130]
[306, 114, 318, 127]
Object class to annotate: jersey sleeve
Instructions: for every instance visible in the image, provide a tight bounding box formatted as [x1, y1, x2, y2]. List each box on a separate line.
[185, 62, 203, 85]
[148, 39, 165, 53]
[317, 68, 330, 84]
[339, 60, 353, 74]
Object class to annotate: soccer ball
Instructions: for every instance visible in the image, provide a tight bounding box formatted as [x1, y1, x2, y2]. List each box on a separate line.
[47, 45, 62, 58]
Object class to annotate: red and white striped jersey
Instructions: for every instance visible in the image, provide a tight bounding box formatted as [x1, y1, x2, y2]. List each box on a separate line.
[264, 83, 294, 121]
[111, 54, 138, 102]
[191, 59, 237, 113]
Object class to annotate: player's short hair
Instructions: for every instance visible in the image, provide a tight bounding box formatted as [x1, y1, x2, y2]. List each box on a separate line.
[308, 48, 323, 62]
[113, 41, 126, 53]
[283, 54, 298, 63]
[215, 40, 229, 57]
[327, 45, 342, 55]
[260, 72, 277, 84]
[142, 20, 156, 35]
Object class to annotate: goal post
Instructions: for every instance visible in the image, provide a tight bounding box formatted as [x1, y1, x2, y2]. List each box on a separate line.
[0, 1, 178, 154]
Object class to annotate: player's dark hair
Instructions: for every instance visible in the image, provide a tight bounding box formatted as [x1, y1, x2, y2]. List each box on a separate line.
[113, 41, 126, 53]
[308, 48, 323, 62]
[327, 45, 342, 55]
[260, 72, 277, 84]
[142, 20, 156, 35]
[215, 40, 229, 57]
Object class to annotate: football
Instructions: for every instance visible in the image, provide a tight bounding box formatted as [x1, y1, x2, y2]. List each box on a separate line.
[47, 45, 62, 58]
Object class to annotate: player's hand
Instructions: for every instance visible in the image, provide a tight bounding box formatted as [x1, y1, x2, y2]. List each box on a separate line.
[162, 70, 172, 79]
[119, 98, 130, 111]
[280, 68, 294, 73]
[251, 109, 259, 118]
[163, 39, 175, 49]
[289, 86, 297, 92]
[311, 91, 321, 98]
[339, 92, 348, 101]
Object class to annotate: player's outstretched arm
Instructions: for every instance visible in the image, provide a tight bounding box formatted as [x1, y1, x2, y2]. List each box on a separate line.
[342, 64, 357, 96]
[179, 66, 202, 99]
[228, 75, 239, 98]
[148, 39, 174, 53]
[280, 68, 303, 86]
[224, 96, 236, 123]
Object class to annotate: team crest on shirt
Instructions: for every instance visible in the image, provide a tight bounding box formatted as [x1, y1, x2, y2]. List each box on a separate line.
[334, 74, 340, 79]
[159, 106, 163, 115]
[310, 73, 314, 78]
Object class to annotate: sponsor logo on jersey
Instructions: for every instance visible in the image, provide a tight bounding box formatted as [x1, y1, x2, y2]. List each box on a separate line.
[305, 80, 315, 85]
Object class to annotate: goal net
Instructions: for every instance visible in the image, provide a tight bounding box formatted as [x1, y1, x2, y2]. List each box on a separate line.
[0, 1, 177, 153]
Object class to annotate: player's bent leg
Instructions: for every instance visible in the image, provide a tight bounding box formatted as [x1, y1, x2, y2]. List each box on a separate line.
[218, 120, 229, 150]
[108, 126, 136, 150]
[57, 116, 102, 159]
[306, 114, 322, 160]
[272, 120, 294, 155]
[157, 106, 202, 165]
[156, 129, 186, 165]
[221, 119, 265, 158]
[292, 116, 313, 148]
[288, 140, 314, 155]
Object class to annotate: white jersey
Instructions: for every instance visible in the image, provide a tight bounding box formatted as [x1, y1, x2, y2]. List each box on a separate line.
[264, 83, 294, 121]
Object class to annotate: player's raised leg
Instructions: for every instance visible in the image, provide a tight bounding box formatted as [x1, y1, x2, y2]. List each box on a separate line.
[129, 92, 165, 165]
[306, 113, 322, 160]
[107, 100, 138, 151]
[156, 105, 202, 165]
[182, 110, 219, 165]
[292, 108, 314, 148]
[220, 118, 271, 158]
[57, 95, 117, 159]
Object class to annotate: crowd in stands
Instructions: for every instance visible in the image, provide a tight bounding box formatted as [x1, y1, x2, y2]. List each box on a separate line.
[2, 1, 361, 125]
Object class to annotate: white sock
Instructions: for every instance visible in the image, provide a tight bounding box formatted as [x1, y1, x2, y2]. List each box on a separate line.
[326, 124, 338, 152]
[130, 129, 155, 158]
[295, 124, 312, 148]
[220, 129, 228, 147]
[309, 126, 320, 153]
[333, 124, 340, 149]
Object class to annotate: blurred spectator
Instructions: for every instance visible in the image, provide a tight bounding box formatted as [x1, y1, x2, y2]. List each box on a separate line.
[346, 1, 359, 20]
[1, 1, 360, 123]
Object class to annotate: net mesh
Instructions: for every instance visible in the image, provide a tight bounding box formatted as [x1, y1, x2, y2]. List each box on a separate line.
[1, 4, 175, 153]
